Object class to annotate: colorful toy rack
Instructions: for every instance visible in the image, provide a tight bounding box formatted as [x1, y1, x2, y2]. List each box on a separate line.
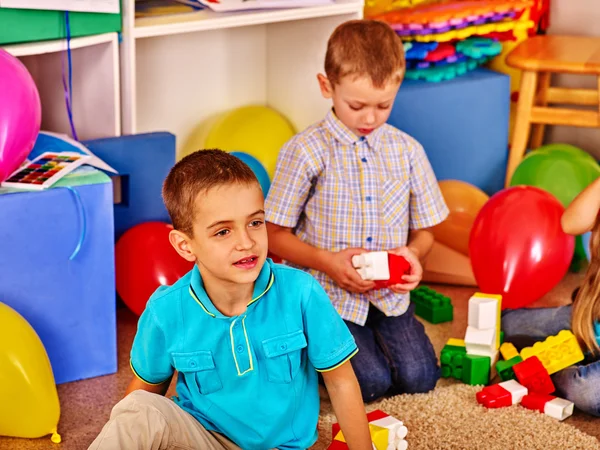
[375, 0, 533, 29]
[400, 19, 533, 42]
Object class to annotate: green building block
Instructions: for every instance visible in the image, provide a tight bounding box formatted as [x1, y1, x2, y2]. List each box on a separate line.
[496, 355, 523, 382]
[461, 354, 491, 386]
[440, 343, 466, 380]
[411, 286, 453, 324]
[500, 330, 505, 346]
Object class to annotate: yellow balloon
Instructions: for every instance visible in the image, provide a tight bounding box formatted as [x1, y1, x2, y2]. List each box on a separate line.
[0, 302, 61, 443]
[431, 180, 489, 256]
[179, 105, 296, 178]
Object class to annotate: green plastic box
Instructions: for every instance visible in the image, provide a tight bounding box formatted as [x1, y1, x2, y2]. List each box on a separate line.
[0, 7, 121, 45]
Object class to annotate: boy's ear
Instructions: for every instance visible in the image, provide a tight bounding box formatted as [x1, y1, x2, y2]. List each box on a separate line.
[169, 229, 197, 263]
[317, 73, 333, 99]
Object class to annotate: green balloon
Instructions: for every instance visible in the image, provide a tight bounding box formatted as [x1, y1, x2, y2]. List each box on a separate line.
[510, 144, 600, 207]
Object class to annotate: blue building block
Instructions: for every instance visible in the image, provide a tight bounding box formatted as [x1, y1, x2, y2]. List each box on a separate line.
[0, 172, 116, 384]
[83, 132, 176, 239]
[388, 68, 510, 195]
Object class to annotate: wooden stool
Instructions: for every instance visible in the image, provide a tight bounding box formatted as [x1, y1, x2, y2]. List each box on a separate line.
[505, 35, 600, 186]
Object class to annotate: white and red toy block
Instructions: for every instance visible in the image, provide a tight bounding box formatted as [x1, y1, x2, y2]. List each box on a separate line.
[476, 380, 528, 408]
[352, 252, 411, 289]
[521, 392, 574, 421]
[329, 410, 408, 450]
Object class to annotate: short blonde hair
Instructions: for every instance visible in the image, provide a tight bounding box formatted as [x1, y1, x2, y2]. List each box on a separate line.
[325, 19, 405, 88]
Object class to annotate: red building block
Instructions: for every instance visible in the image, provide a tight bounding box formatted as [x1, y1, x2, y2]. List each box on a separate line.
[374, 254, 411, 289]
[513, 356, 555, 395]
[476, 380, 528, 408]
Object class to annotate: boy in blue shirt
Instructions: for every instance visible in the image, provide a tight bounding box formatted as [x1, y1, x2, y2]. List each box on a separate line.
[89, 150, 371, 450]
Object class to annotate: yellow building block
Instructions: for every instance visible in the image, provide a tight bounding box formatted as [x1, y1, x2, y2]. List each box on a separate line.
[369, 424, 389, 450]
[473, 292, 503, 349]
[447, 338, 465, 348]
[334, 430, 346, 442]
[500, 342, 519, 361]
[520, 330, 585, 374]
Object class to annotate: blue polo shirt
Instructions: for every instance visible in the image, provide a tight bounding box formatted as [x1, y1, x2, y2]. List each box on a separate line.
[130, 258, 358, 450]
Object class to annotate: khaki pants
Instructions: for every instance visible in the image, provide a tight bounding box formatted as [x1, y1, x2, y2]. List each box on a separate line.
[88, 390, 241, 450]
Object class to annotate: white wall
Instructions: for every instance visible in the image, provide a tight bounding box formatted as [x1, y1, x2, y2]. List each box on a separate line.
[546, 0, 600, 158]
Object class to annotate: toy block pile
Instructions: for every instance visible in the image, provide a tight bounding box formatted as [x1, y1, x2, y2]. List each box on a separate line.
[352, 251, 411, 290]
[440, 293, 501, 385]
[328, 410, 408, 450]
[476, 329, 585, 421]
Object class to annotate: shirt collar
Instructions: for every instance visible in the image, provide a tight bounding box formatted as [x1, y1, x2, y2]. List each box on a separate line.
[188, 259, 275, 318]
[324, 109, 384, 150]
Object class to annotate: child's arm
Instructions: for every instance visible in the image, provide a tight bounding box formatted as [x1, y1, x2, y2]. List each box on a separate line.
[322, 362, 373, 450]
[562, 176, 600, 235]
[125, 375, 172, 397]
[267, 222, 375, 293]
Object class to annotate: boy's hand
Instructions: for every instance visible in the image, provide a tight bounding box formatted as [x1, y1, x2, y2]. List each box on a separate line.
[388, 246, 422, 293]
[324, 248, 376, 293]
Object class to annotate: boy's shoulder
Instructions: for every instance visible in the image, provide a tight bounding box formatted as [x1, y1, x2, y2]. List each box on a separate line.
[378, 123, 422, 150]
[269, 261, 321, 303]
[144, 269, 193, 313]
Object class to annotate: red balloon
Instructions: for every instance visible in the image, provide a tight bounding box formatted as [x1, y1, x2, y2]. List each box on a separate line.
[469, 186, 574, 310]
[115, 222, 194, 316]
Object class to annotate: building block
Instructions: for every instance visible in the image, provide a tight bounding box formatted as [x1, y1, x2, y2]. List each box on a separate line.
[521, 393, 574, 421]
[476, 380, 528, 408]
[410, 286, 453, 323]
[441, 341, 467, 379]
[388, 69, 510, 194]
[331, 410, 408, 450]
[447, 338, 465, 347]
[352, 252, 411, 289]
[468, 293, 499, 330]
[520, 330, 585, 375]
[465, 326, 495, 355]
[513, 356, 555, 395]
[496, 355, 523, 382]
[461, 354, 491, 386]
[500, 330, 505, 345]
[83, 133, 176, 240]
[500, 342, 519, 361]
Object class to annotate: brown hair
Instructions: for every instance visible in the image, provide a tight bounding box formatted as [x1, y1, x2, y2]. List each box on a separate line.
[324, 19, 405, 88]
[572, 219, 600, 355]
[162, 149, 259, 235]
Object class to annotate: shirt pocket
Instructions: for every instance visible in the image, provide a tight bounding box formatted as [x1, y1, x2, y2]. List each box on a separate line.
[172, 350, 223, 395]
[381, 179, 410, 228]
[261, 330, 307, 384]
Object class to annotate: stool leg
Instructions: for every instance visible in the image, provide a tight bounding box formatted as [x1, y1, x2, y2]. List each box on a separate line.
[506, 70, 538, 187]
[530, 72, 550, 149]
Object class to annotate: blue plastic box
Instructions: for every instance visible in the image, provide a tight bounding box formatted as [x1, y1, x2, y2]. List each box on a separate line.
[388, 68, 510, 195]
[0, 171, 116, 384]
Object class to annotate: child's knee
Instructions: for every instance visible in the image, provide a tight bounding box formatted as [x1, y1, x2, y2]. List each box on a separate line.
[356, 366, 392, 402]
[400, 361, 440, 394]
[553, 367, 600, 416]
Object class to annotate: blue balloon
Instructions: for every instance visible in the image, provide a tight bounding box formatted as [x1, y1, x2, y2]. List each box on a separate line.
[582, 231, 592, 261]
[230, 151, 271, 198]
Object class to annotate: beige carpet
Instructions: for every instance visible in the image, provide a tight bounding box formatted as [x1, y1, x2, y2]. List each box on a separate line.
[315, 384, 600, 450]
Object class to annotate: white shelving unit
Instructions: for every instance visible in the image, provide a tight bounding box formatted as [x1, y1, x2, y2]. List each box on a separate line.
[2, 32, 121, 141]
[121, 0, 363, 156]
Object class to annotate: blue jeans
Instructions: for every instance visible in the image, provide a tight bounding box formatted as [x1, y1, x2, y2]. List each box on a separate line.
[343, 303, 440, 402]
[502, 305, 600, 416]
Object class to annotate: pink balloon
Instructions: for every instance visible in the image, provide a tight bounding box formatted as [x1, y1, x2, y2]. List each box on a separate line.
[0, 49, 41, 183]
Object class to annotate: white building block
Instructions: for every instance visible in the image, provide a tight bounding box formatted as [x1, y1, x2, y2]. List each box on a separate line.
[352, 251, 390, 281]
[465, 326, 496, 355]
[468, 295, 499, 330]
[545, 398, 575, 421]
[501, 379, 528, 405]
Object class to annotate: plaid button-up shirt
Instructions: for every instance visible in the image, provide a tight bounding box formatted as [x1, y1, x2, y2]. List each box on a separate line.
[265, 110, 448, 325]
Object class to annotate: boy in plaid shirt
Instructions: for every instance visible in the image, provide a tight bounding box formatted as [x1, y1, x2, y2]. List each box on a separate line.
[265, 20, 448, 401]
